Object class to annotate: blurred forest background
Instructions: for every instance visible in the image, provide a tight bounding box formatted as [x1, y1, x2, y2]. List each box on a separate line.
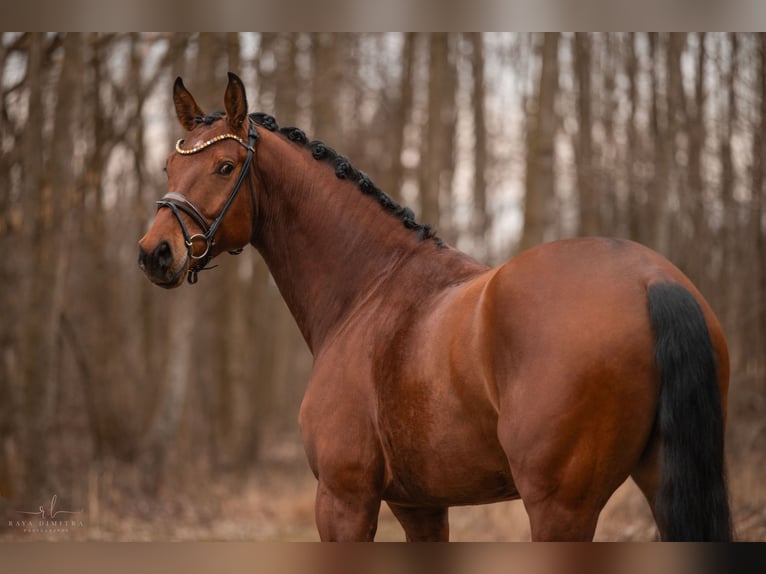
[0, 32, 765, 540]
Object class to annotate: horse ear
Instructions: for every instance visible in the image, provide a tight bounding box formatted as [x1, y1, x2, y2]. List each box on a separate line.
[173, 77, 204, 132]
[224, 72, 248, 129]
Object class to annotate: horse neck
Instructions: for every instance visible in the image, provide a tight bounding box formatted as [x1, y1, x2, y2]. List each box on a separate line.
[250, 129, 483, 354]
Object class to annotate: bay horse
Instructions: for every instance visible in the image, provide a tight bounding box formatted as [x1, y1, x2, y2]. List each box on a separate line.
[138, 73, 732, 541]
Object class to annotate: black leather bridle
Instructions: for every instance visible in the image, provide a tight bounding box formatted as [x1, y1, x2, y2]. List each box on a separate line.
[156, 118, 258, 284]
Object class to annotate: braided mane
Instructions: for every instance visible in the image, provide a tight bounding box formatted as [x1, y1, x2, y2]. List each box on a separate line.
[196, 111, 443, 247]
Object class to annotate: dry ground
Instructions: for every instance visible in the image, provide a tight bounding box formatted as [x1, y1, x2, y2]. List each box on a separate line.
[6, 442, 762, 542]
[80, 462, 766, 542]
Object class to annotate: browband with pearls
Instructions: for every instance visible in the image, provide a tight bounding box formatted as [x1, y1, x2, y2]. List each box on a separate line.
[176, 133, 255, 155]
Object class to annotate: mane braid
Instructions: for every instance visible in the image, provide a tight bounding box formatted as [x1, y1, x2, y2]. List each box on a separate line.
[249, 113, 443, 247]
[196, 111, 226, 125]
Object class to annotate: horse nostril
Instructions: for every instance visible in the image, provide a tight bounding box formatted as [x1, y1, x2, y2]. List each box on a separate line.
[139, 241, 175, 279]
[155, 241, 173, 271]
[138, 246, 149, 271]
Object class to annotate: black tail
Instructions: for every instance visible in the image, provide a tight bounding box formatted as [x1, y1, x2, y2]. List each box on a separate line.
[647, 282, 732, 541]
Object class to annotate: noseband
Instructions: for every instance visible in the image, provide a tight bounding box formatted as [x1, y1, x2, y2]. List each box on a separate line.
[156, 118, 258, 284]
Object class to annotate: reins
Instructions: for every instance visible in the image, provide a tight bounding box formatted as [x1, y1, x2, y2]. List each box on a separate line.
[156, 117, 259, 284]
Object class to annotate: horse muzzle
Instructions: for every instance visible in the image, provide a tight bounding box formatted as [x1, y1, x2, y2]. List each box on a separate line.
[138, 239, 188, 288]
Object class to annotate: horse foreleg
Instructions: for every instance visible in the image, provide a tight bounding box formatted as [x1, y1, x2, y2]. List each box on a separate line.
[314, 480, 381, 541]
[386, 502, 449, 541]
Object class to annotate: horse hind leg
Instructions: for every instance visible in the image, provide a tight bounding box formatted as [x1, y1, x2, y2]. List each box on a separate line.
[386, 502, 449, 541]
[314, 480, 382, 541]
[499, 408, 627, 541]
[521, 491, 603, 541]
[630, 430, 663, 540]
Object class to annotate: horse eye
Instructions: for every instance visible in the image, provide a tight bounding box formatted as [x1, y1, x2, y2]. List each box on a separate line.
[217, 162, 235, 176]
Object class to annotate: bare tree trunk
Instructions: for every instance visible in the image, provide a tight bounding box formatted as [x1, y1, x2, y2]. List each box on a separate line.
[387, 32, 415, 202]
[312, 33, 342, 142]
[753, 33, 766, 393]
[441, 36, 459, 244]
[0, 34, 23, 501]
[18, 33, 53, 503]
[274, 34, 299, 123]
[599, 34, 620, 235]
[469, 33, 489, 253]
[718, 35, 739, 343]
[244, 261, 273, 463]
[418, 33, 457, 236]
[142, 292, 193, 494]
[78, 34, 110, 465]
[625, 33, 644, 244]
[685, 33, 708, 287]
[256, 33, 278, 114]
[648, 33, 670, 255]
[227, 32, 240, 73]
[16, 33, 85, 502]
[574, 33, 596, 237]
[520, 32, 559, 252]
[665, 33, 688, 260]
[419, 33, 442, 227]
